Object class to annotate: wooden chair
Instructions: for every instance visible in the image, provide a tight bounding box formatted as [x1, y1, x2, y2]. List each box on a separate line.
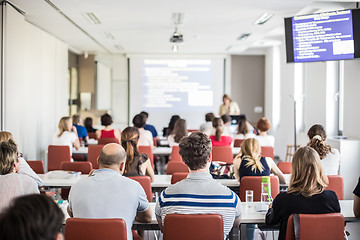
[211, 146, 233, 164]
[60, 161, 93, 174]
[26, 160, 45, 174]
[87, 145, 104, 169]
[277, 162, 292, 174]
[325, 175, 344, 200]
[65, 218, 127, 240]
[163, 214, 223, 240]
[286, 213, 344, 240]
[98, 138, 119, 145]
[171, 172, 189, 184]
[170, 146, 182, 162]
[234, 139, 245, 147]
[48, 145, 71, 171]
[129, 175, 154, 202]
[88, 132, 97, 140]
[285, 145, 301, 162]
[138, 145, 154, 169]
[166, 161, 190, 175]
[239, 176, 280, 202]
[261, 146, 274, 159]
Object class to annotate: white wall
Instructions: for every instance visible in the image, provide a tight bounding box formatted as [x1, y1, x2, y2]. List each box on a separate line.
[3, 5, 68, 160]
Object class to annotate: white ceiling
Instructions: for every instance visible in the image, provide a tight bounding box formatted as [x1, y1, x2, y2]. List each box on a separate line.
[10, 0, 356, 55]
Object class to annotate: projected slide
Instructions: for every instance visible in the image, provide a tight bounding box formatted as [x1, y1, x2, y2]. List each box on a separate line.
[142, 59, 213, 112]
[292, 10, 354, 62]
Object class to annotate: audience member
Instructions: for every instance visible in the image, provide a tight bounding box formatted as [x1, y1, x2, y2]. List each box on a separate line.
[0, 140, 39, 213]
[121, 127, 155, 182]
[210, 118, 233, 146]
[354, 177, 360, 218]
[219, 94, 240, 116]
[167, 118, 188, 147]
[221, 114, 233, 136]
[163, 115, 180, 137]
[141, 111, 159, 138]
[0, 131, 42, 186]
[155, 132, 241, 238]
[133, 114, 154, 147]
[234, 115, 255, 139]
[68, 143, 152, 240]
[72, 114, 89, 142]
[84, 117, 97, 133]
[233, 138, 285, 183]
[255, 118, 274, 147]
[307, 124, 340, 175]
[266, 146, 340, 240]
[96, 113, 121, 143]
[53, 116, 80, 154]
[199, 112, 215, 136]
[0, 194, 64, 240]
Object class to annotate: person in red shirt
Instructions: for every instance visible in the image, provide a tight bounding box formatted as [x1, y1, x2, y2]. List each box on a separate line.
[96, 113, 121, 143]
[210, 118, 233, 146]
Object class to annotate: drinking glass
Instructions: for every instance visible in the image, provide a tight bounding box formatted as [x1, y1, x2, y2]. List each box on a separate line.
[245, 190, 253, 209]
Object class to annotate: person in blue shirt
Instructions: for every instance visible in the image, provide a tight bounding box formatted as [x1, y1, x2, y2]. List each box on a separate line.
[72, 114, 88, 143]
[140, 111, 158, 138]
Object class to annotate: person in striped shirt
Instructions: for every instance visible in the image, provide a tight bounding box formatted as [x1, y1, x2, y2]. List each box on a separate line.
[155, 132, 242, 238]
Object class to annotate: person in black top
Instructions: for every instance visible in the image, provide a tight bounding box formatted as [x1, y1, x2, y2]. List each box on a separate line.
[84, 117, 97, 133]
[265, 146, 340, 240]
[354, 177, 360, 218]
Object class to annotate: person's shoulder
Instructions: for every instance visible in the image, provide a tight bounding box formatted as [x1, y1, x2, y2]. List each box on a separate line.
[322, 189, 339, 199]
[18, 174, 38, 187]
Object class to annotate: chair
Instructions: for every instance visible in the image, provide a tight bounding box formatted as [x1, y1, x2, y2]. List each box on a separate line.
[187, 129, 199, 132]
[171, 172, 189, 184]
[88, 145, 104, 169]
[48, 145, 71, 171]
[138, 145, 154, 169]
[325, 175, 344, 200]
[26, 160, 45, 174]
[65, 218, 127, 240]
[166, 161, 190, 175]
[285, 145, 300, 162]
[234, 139, 245, 147]
[98, 138, 119, 145]
[88, 132, 97, 139]
[129, 176, 154, 202]
[60, 161, 93, 174]
[153, 137, 157, 147]
[163, 214, 223, 240]
[277, 161, 292, 174]
[239, 176, 280, 202]
[170, 146, 182, 162]
[211, 146, 233, 164]
[286, 213, 344, 240]
[261, 146, 274, 159]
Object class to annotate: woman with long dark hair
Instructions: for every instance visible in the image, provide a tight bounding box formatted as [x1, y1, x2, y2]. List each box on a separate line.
[167, 119, 188, 147]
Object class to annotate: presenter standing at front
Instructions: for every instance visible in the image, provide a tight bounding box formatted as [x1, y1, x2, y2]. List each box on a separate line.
[219, 94, 240, 116]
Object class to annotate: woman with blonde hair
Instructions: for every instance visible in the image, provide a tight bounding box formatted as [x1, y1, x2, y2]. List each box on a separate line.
[121, 127, 154, 182]
[266, 146, 340, 240]
[219, 94, 240, 116]
[307, 124, 340, 175]
[210, 118, 233, 146]
[233, 138, 285, 183]
[53, 116, 80, 154]
[167, 119, 188, 147]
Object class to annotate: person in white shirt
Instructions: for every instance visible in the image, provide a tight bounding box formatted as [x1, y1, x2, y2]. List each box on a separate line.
[234, 115, 255, 140]
[133, 114, 154, 147]
[53, 116, 80, 155]
[199, 112, 215, 136]
[255, 117, 275, 147]
[167, 119, 188, 147]
[221, 114, 233, 137]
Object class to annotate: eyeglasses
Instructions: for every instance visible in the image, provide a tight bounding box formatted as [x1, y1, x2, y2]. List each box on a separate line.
[18, 152, 23, 158]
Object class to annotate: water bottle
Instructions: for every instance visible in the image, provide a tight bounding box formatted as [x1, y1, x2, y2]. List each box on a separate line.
[261, 176, 271, 203]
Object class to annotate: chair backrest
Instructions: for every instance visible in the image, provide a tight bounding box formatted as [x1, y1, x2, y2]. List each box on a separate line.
[239, 176, 280, 202]
[153, 137, 157, 147]
[261, 146, 274, 159]
[277, 162, 292, 174]
[325, 175, 344, 200]
[65, 218, 127, 240]
[286, 213, 344, 240]
[234, 139, 245, 147]
[60, 161, 93, 174]
[211, 146, 233, 164]
[128, 175, 154, 202]
[171, 172, 189, 184]
[166, 161, 190, 175]
[138, 145, 154, 169]
[163, 214, 224, 240]
[170, 146, 182, 162]
[87, 145, 104, 169]
[48, 145, 71, 171]
[88, 132, 97, 140]
[187, 129, 199, 133]
[98, 138, 119, 145]
[26, 160, 45, 174]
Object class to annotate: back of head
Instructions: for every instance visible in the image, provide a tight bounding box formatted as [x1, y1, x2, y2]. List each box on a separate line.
[256, 118, 271, 132]
[0, 140, 18, 175]
[205, 112, 215, 122]
[58, 116, 71, 137]
[0, 194, 64, 240]
[307, 124, 331, 159]
[84, 117, 93, 128]
[288, 146, 328, 197]
[101, 113, 113, 126]
[99, 143, 126, 168]
[132, 114, 146, 128]
[121, 127, 140, 172]
[237, 115, 249, 135]
[179, 132, 211, 170]
[212, 118, 223, 141]
[0, 131, 13, 143]
[237, 138, 263, 172]
[72, 114, 80, 125]
[167, 115, 180, 135]
[221, 114, 231, 125]
[140, 111, 149, 119]
[173, 119, 187, 143]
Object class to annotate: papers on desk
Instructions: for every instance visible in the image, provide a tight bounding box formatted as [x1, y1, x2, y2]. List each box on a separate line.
[45, 170, 81, 179]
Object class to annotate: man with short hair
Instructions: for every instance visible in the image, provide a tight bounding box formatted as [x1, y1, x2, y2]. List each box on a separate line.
[140, 111, 158, 138]
[133, 114, 154, 147]
[155, 132, 241, 237]
[199, 112, 215, 136]
[72, 114, 88, 142]
[68, 143, 152, 240]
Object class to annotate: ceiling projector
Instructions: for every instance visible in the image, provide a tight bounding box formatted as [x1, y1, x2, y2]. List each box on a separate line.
[170, 30, 184, 43]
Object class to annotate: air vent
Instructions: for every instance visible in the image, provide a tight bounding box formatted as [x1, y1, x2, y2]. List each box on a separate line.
[237, 33, 251, 41]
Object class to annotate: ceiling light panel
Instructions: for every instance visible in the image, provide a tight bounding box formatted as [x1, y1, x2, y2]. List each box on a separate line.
[254, 13, 273, 25]
[82, 12, 101, 24]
